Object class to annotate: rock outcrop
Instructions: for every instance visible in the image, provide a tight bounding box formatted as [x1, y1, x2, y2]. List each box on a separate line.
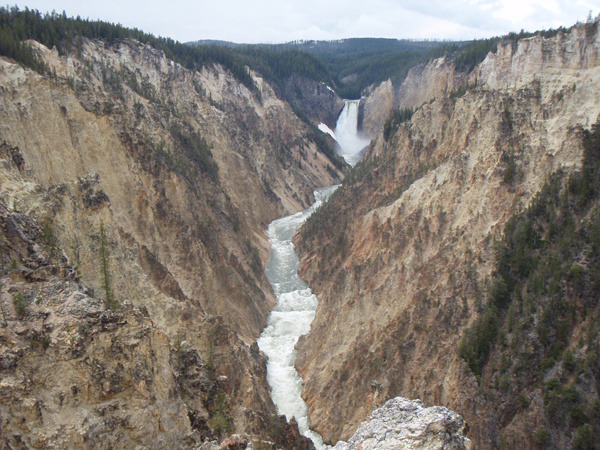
[0, 198, 192, 447]
[296, 24, 600, 448]
[333, 397, 470, 450]
[360, 79, 395, 139]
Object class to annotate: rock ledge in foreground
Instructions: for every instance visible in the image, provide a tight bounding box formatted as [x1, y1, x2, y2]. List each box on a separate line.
[333, 397, 471, 449]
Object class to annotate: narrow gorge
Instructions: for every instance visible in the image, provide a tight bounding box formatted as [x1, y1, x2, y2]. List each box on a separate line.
[256, 98, 366, 449]
[0, 12, 343, 447]
[1, 8, 599, 450]
[257, 186, 336, 449]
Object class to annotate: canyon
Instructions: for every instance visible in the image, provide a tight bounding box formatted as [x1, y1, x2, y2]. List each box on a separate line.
[1, 11, 600, 450]
[0, 33, 342, 447]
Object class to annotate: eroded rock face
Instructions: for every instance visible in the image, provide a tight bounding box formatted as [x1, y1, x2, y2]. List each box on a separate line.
[333, 397, 470, 450]
[296, 24, 600, 448]
[360, 79, 395, 139]
[0, 37, 342, 341]
[0, 199, 192, 447]
[361, 58, 469, 138]
[1, 287, 194, 448]
[280, 75, 344, 129]
[475, 26, 600, 90]
[0, 196, 316, 448]
[0, 35, 336, 447]
[363, 25, 600, 140]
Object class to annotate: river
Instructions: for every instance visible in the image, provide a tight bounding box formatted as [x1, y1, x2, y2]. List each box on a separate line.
[257, 99, 369, 448]
[256, 186, 337, 449]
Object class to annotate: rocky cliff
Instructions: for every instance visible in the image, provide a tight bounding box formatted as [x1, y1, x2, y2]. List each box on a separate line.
[361, 58, 469, 137]
[280, 75, 344, 129]
[333, 397, 470, 450]
[0, 34, 342, 447]
[296, 23, 600, 448]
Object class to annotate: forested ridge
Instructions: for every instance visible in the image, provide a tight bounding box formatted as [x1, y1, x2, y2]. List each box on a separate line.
[1, 6, 586, 102]
[262, 38, 446, 99]
[195, 27, 582, 99]
[0, 6, 258, 92]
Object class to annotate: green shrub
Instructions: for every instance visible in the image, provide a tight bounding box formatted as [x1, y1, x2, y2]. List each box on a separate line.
[568, 264, 587, 293]
[29, 338, 50, 350]
[562, 384, 579, 402]
[570, 404, 588, 427]
[532, 428, 550, 445]
[169, 123, 218, 179]
[41, 219, 58, 251]
[208, 411, 232, 437]
[449, 83, 476, 101]
[99, 222, 118, 309]
[458, 305, 499, 377]
[503, 151, 517, 184]
[12, 292, 27, 318]
[573, 424, 594, 449]
[383, 108, 414, 142]
[208, 391, 233, 438]
[517, 393, 529, 408]
[489, 277, 511, 308]
[563, 349, 575, 372]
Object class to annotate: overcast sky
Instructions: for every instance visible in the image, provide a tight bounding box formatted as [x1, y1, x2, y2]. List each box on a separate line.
[10, 0, 600, 43]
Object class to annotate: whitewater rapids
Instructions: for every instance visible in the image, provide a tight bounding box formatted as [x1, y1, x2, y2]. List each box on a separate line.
[257, 186, 338, 449]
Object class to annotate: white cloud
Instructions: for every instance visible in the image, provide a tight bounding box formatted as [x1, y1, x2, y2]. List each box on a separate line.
[9, 0, 600, 43]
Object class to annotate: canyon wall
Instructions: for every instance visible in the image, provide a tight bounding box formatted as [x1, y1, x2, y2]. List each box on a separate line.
[0, 36, 341, 447]
[361, 58, 469, 137]
[296, 24, 600, 448]
[280, 75, 344, 129]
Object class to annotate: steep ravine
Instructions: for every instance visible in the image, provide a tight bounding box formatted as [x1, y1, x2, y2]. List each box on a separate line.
[0, 34, 343, 447]
[257, 186, 338, 449]
[296, 24, 600, 448]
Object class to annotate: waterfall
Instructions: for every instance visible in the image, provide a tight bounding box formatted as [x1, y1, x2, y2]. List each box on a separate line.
[334, 100, 371, 166]
[257, 186, 338, 450]
[257, 100, 369, 449]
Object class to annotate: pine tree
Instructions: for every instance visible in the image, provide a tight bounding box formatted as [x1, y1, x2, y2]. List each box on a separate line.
[99, 222, 117, 309]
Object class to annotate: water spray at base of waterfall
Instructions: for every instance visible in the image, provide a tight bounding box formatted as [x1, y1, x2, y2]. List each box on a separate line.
[334, 99, 371, 166]
[257, 186, 338, 450]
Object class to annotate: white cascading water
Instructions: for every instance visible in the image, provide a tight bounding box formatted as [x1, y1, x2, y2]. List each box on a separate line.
[334, 99, 371, 166]
[258, 100, 368, 449]
[257, 186, 338, 449]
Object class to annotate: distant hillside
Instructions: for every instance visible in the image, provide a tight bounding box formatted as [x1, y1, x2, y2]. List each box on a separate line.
[190, 38, 448, 98]
[190, 30, 573, 100]
[278, 38, 447, 98]
[190, 39, 242, 47]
